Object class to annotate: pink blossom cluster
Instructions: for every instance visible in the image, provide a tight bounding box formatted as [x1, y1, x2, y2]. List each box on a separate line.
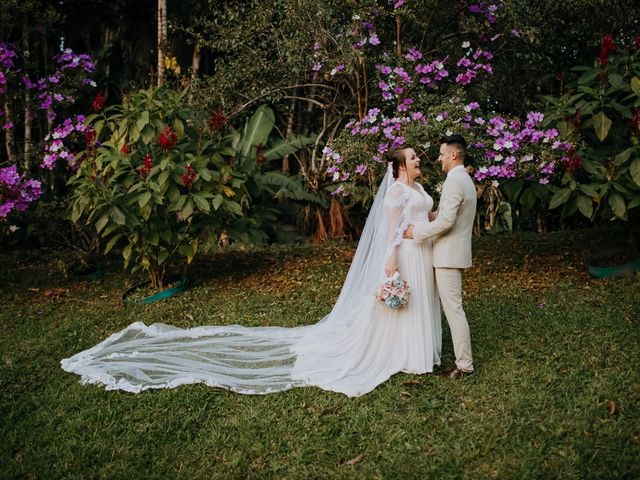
[1, 44, 95, 127]
[41, 115, 90, 170]
[327, 98, 573, 197]
[375, 44, 493, 106]
[309, 2, 502, 92]
[311, 12, 382, 80]
[55, 49, 95, 74]
[468, 1, 502, 24]
[456, 48, 493, 85]
[345, 108, 425, 155]
[0, 44, 18, 129]
[327, 108, 429, 196]
[0, 43, 17, 95]
[471, 111, 570, 184]
[0, 165, 42, 218]
[34, 49, 96, 121]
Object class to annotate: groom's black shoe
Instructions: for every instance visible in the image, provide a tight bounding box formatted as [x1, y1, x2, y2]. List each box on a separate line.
[440, 367, 474, 379]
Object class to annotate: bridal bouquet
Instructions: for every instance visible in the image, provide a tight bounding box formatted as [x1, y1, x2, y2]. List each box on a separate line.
[375, 272, 410, 309]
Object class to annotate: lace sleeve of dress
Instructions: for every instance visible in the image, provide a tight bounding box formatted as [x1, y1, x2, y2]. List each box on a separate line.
[384, 183, 409, 248]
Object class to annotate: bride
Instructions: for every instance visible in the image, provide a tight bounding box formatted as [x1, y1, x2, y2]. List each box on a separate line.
[62, 147, 441, 397]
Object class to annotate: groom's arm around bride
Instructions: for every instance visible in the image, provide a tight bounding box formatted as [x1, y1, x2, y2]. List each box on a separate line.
[404, 135, 477, 378]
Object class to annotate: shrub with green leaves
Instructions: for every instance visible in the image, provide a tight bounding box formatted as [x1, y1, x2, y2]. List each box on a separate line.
[543, 35, 640, 226]
[69, 87, 246, 289]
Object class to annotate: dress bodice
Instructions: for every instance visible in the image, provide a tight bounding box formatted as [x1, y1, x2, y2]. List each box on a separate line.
[397, 182, 433, 223]
[383, 181, 433, 248]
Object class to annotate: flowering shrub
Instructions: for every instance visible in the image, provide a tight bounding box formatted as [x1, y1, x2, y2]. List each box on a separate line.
[27, 48, 96, 123]
[0, 44, 17, 97]
[68, 87, 248, 289]
[543, 34, 640, 223]
[306, 1, 574, 231]
[1, 43, 95, 137]
[0, 44, 96, 226]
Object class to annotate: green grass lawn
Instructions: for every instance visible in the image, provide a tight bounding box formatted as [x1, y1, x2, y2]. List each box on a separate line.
[1, 230, 639, 479]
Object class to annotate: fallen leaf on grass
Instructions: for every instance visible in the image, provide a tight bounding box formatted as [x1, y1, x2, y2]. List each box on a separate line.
[402, 379, 421, 385]
[345, 453, 364, 466]
[610, 400, 616, 416]
[44, 288, 68, 299]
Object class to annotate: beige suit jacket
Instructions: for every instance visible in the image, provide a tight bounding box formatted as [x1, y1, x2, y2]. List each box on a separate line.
[412, 165, 476, 268]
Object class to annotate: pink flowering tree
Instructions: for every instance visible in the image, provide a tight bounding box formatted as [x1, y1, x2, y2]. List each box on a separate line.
[318, 1, 573, 233]
[1, 43, 96, 164]
[0, 43, 96, 231]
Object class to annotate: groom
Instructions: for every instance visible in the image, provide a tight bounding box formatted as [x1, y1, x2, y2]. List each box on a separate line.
[404, 134, 477, 379]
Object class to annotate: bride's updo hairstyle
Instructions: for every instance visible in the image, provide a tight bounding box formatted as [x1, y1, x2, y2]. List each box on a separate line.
[385, 149, 408, 179]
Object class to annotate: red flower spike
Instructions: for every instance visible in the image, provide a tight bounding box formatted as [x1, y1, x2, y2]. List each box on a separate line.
[138, 153, 153, 177]
[599, 34, 615, 66]
[158, 126, 178, 151]
[208, 108, 227, 132]
[84, 128, 97, 146]
[121, 144, 129, 154]
[181, 163, 197, 188]
[92, 92, 105, 112]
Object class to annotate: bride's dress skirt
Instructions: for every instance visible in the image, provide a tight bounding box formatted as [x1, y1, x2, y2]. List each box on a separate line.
[61, 239, 441, 398]
[292, 238, 441, 396]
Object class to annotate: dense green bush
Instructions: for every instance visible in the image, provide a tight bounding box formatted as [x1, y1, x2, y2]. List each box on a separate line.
[69, 87, 247, 289]
[543, 35, 640, 235]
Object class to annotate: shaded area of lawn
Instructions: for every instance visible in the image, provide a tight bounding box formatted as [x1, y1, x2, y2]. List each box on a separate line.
[1, 229, 639, 479]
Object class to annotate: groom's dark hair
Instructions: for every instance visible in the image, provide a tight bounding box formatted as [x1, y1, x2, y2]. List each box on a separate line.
[440, 134, 467, 154]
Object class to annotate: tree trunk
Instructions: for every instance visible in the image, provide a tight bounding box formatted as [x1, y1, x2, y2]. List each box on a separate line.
[157, 0, 168, 86]
[23, 14, 32, 167]
[282, 97, 295, 175]
[103, 27, 113, 98]
[396, 16, 402, 58]
[3, 96, 17, 164]
[149, 263, 166, 291]
[43, 34, 53, 135]
[190, 41, 201, 84]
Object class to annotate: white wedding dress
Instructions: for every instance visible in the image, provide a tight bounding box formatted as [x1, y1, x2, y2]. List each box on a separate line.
[61, 170, 441, 397]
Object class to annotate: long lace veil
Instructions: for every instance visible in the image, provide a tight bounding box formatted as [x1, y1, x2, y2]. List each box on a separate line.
[61, 166, 395, 394]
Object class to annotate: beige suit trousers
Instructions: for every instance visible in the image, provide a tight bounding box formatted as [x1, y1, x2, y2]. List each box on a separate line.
[435, 267, 473, 372]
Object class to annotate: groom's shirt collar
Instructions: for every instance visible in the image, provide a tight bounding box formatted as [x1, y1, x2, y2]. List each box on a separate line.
[447, 165, 465, 176]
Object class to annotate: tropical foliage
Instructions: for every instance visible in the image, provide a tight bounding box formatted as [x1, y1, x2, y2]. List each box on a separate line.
[68, 87, 244, 288]
[544, 34, 640, 232]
